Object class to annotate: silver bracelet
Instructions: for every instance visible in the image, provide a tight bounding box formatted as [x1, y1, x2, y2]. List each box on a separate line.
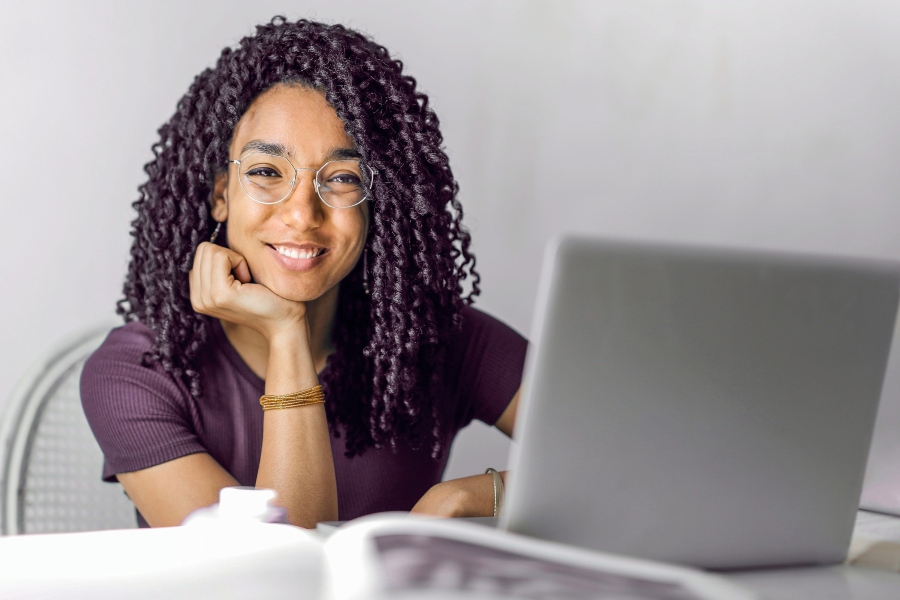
[485, 468, 504, 518]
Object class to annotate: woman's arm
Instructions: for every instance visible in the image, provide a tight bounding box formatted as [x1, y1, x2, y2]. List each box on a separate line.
[409, 387, 520, 517]
[117, 454, 238, 527]
[255, 325, 337, 526]
[117, 242, 337, 527]
[493, 388, 520, 438]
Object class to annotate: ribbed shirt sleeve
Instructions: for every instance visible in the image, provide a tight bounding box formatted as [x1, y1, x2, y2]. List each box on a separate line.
[448, 306, 529, 430]
[80, 323, 206, 482]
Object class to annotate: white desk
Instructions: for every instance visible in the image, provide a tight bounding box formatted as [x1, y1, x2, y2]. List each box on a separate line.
[724, 511, 900, 599]
[2, 511, 900, 598]
[728, 565, 900, 599]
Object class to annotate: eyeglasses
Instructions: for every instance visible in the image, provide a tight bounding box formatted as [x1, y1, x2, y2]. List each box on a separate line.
[228, 152, 376, 209]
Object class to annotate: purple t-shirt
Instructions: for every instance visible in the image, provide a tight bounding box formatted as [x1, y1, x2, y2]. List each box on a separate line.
[81, 306, 527, 527]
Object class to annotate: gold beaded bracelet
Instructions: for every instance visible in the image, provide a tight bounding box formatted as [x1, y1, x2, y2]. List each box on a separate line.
[485, 468, 504, 518]
[259, 384, 325, 411]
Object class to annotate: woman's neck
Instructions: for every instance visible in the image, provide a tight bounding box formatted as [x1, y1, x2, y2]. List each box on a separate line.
[220, 285, 339, 379]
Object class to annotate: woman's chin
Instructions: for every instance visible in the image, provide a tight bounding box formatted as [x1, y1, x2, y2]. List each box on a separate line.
[258, 277, 324, 303]
[251, 262, 341, 304]
[268, 285, 318, 303]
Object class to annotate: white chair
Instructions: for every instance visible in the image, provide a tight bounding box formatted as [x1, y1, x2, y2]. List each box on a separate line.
[0, 323, 137, 534]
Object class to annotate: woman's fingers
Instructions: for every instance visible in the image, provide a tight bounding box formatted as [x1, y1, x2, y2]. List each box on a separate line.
[189, 242, 209, 314]
[210, 246, 252, 286]
[209, 249, 247, 306]
[190, 242, 246, 315]
[198, 243, 216, 309]
[195, 244, 277, 317]
[232, 256, 252, 284]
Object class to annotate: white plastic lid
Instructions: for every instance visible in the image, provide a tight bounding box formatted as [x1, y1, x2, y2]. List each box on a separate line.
[218, 486, 277, 520]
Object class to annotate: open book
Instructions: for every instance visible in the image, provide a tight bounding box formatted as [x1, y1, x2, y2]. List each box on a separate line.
[321, 513, 753, 600]
[0, 513, 755, 599]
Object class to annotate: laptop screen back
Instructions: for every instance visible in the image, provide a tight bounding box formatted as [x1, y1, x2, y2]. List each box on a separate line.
[502, 236, 899, 569]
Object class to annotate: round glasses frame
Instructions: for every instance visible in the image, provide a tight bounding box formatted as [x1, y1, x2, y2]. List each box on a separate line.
[228, 152, 377, 209]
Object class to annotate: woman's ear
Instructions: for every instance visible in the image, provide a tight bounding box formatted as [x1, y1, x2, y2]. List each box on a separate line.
[211, 170, 229, 222]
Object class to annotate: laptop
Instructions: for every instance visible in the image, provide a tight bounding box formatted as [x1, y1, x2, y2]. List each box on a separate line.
[860, 316, 900, 515]
[500, 236, 900, 569]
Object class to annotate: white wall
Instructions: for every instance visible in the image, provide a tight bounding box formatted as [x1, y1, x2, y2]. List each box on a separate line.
[1, 0, 899, 481]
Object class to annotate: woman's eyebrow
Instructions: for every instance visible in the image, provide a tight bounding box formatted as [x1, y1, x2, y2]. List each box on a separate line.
[238, 141, 360, 162]
[239, 140, 289, 157]
[325, 147, 361, 161]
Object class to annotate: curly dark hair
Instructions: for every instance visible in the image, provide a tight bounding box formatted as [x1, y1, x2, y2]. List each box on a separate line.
[119, 16, 480, 458]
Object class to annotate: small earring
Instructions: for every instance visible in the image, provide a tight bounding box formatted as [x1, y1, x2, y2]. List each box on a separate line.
[210, 222, 222, 244]
[362, 248, 370, 295]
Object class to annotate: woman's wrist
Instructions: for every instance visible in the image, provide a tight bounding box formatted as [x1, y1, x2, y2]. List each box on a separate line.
[264, 319, 319, 394]
[410, 473, 498, 518]
[265, 321, 309, 352]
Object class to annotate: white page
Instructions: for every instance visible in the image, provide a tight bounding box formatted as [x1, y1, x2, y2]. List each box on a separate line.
[0, 521, 323, 599]
[323, 514, 756, 600]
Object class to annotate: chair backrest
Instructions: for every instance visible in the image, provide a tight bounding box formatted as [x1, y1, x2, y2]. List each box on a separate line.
[0, 323, 137, 534]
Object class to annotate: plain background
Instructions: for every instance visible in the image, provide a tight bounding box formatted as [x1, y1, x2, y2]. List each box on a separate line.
[1, 0, 899, 482]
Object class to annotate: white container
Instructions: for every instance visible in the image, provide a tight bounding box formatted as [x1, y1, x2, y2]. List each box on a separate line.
[183, 486, 288, 525]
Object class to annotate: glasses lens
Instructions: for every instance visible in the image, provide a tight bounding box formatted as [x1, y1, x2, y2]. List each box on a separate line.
[317, 161, 369, 208]
[238, 152, 294, 204]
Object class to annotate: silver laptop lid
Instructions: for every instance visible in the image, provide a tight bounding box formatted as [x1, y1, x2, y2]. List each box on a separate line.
[501, 236, 899, 569]
[860, 317, 900, 515]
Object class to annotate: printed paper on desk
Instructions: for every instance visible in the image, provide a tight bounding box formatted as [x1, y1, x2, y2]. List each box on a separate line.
[321, 513, 757, 600]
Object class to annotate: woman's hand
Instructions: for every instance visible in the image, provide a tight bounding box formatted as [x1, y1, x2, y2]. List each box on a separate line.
[410, 473, 501, 518]
[189, 241, 306, 341]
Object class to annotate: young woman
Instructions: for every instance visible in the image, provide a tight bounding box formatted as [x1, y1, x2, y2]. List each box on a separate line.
[81, 17, 527, 528]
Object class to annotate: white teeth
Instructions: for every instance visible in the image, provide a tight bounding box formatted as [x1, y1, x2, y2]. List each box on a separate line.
[275, 245, 322, 260]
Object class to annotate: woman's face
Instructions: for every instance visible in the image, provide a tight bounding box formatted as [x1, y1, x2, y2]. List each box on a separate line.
[211, 84, 369, 302]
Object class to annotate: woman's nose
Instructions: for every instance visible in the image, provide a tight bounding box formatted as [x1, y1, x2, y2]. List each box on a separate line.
[279, 171, 324, 229]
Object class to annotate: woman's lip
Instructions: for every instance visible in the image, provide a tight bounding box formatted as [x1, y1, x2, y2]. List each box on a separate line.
[267, 245, 328, 272]
[268, 242, 327, 252]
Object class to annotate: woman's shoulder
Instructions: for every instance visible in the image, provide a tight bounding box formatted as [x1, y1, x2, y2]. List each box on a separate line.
[80, 320, 207, 481]
[452, 304, 527, 348]
[81, 320, 188, 404]
[443, 304, 528, 428]
[88, 320, 156, 362]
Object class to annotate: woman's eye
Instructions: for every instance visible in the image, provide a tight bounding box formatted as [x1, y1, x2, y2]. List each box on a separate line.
[246, 167, 282, 178]
[328, 173, 362, 185]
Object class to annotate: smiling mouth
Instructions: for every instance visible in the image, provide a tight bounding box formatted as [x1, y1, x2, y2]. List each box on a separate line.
[270, 244, 327, 259]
